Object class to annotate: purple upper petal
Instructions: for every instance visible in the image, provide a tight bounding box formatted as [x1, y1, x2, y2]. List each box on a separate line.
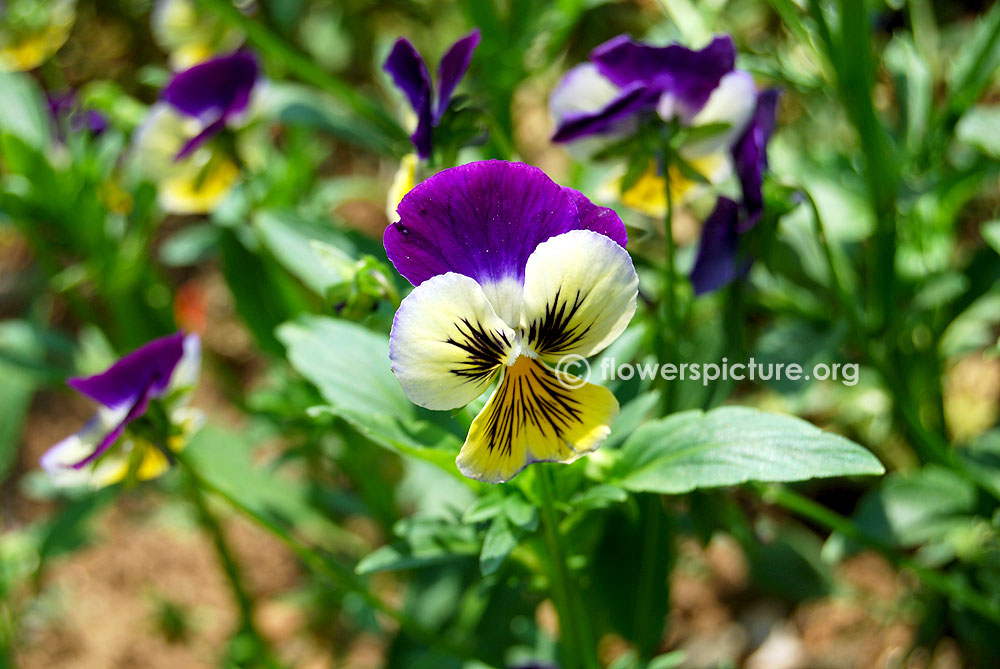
[689, 197, 750, 295]
[552, 83, 655, 143]
[435, 29, 480, 122]
[163, 51, 259, 122]
[65, 332, 191, 468]
[384, 38, 434, 158]
[71, 384, 156, 469]
[733, 88, 779, 230]
[384, 160, 626, 287]
[566, 187, 628, 247]
[591, 35, 735, 115]
[68, 332, 187, 410]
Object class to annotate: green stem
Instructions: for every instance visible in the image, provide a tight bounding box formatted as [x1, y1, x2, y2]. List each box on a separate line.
[536, 465, 599, 669]
[761, 485, 1000, 626]
[173, 451, 485, 664]
[195, 0, 407, 152]
[836, 0, 899, 337]
[183, 466, 262, 639]
[632, 494, 672, 657]
[660, 145, 679, 415]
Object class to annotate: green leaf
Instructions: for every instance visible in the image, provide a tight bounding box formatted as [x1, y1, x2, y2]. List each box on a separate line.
[604, 391, 661, 450]
[982, 220, 1000, 256]
[749, 522, 834, 602]
[39, 488, 117, 561]
[462, 491, 505, 524]
[356, 515, 479, 574]
[613, 407, 884, 494]
[253, 209, 358, 296]
[265, 82, 397, 155]
[158, 224, 221, 267]
[502, 493, 537, 531]
[956, 106, 1000, 157]
[649, 650, 687, 669]
[0, 70, 50, 149]
[480, 514, 518, 576]
[219, 230, 310, 355]
[184, 424, 365, 552]
[569, 484, 628, 512]
[824, 465, 978, 565]
[0, 321, 44, 481]
[278, 316, 467, 478]
[947, 3, 1000, 121]
[885, 35, 932, 150]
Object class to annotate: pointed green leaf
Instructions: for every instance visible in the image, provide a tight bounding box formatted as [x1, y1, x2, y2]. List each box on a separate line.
[613, 407, 884, 494]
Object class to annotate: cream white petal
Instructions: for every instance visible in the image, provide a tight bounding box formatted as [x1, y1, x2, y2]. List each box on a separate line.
[549, 63, 622, 126]
[682, 70, 758, 158]
[390, 272, 519, 411]
[520, 230, 638, 361]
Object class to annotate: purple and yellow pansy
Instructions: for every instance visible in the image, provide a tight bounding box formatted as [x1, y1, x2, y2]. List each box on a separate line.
[41, 332, 203, 488]
[384, 160, 637, 483]
[132, 51, 259, 214]
[550, 33, 779, 294]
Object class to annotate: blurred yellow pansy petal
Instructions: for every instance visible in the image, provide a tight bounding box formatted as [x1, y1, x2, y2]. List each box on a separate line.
[158, 157, 239, 214]
[386, 153, 418, 223]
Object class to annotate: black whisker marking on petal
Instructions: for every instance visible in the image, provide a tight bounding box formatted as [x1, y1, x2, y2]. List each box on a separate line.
[481, 358, 584, 456]
[445, 317, 511, 383]
[525, 287, 592, 355]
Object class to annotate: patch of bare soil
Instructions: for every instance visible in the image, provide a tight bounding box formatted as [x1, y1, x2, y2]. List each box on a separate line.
[665, 537, 963, 669]
[14, 501, 308, 669]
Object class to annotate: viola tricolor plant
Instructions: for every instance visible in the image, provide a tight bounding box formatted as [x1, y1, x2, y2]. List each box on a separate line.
[133, 50, 259, 214]
[384, 160, 637, 482]
[41, 332, 202, 488]
[384, 29, 480, 160]
[14, 0, 997, 664]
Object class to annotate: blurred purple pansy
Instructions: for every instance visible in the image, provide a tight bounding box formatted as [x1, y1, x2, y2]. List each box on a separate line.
[384, 160, 637, 483]
[551, 34, 737, 143]
[383, 29, 480, 158]
[162, 50, 259, 160]
[690, 89, 779, 295]
[41, 332, 202, 488]
[47, 91, 108, 137]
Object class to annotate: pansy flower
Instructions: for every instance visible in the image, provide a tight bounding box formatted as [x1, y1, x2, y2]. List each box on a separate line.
[132, 51, 259, 214]
[41, 332, 202, 489]
[550, 34, 760, 216]
[385, 160, 637, 483]
[47, 90, 108, 138]
[689, 89, 779, 294]
[384, 29, 480, 159]
[0, 0, 75, 72]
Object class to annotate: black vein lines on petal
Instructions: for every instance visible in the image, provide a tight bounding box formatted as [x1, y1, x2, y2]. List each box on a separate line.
[525, 286, 591, 356]
[481, 357, 583, 456]
[444, 317, 512, 384]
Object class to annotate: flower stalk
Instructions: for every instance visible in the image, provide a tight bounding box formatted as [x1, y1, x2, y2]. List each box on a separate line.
[536, 465, 599, 669]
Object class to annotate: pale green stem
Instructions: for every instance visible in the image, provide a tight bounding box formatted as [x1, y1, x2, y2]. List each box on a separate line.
[536, 465, 599, 669]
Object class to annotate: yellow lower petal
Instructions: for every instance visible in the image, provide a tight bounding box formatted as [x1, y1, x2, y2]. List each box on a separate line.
[159, 158, 239, 214]
[456, 355, 618, 483]
[619, 154, 728, 218]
